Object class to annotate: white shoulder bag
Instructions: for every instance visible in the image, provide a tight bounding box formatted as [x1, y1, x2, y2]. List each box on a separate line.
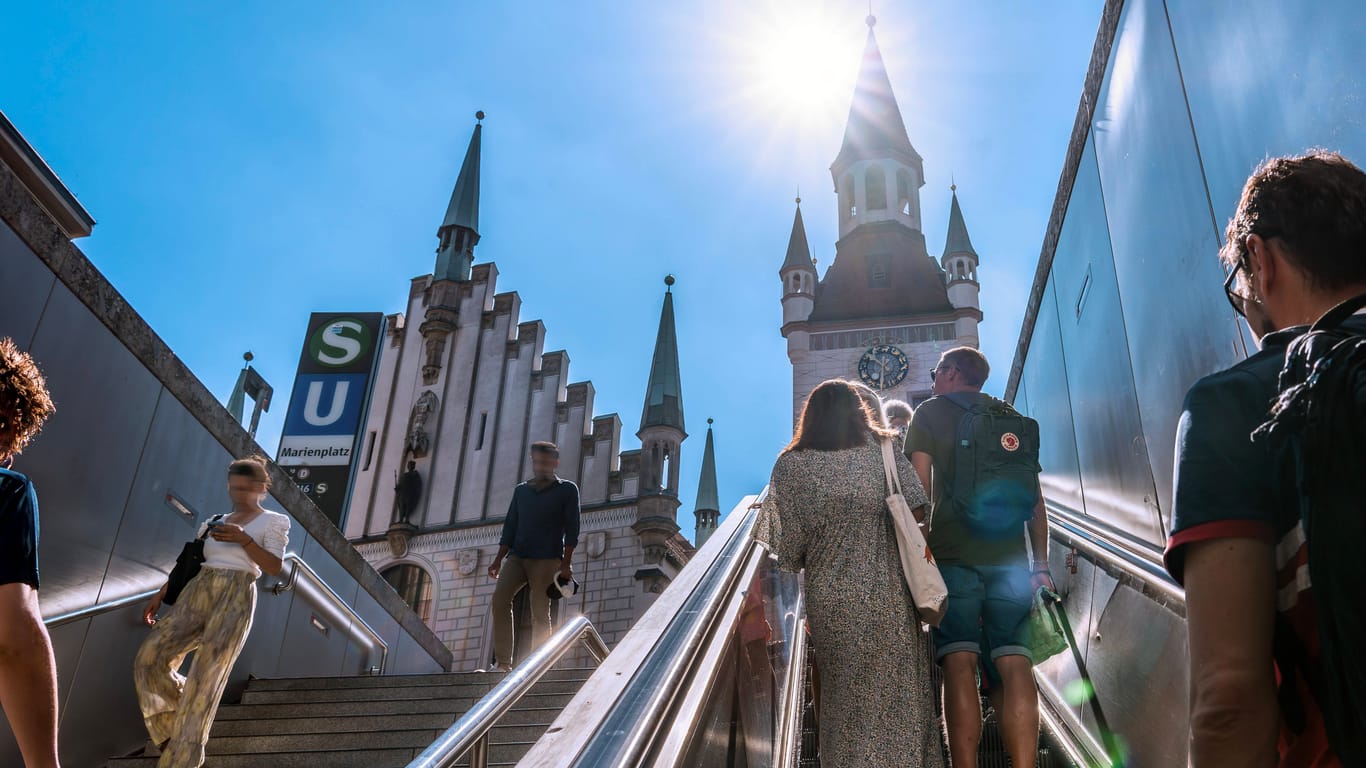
[880, 438, 948, 626]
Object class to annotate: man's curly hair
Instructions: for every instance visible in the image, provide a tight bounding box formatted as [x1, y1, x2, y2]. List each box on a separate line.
[0, 337, 55, 458]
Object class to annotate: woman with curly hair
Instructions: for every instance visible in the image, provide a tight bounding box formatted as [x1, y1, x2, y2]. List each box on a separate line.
[0, 337, 59, 768]
[134, 455, 290, 767]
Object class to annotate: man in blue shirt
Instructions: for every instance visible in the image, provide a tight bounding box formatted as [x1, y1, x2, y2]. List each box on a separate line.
[487, 441, 581, 671]
[0, 337, 59, 768]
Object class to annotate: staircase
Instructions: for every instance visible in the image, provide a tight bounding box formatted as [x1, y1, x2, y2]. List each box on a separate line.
[107, 668, 593, 768]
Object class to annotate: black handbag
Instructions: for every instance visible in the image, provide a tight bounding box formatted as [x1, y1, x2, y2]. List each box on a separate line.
[163, 514, 224, 605]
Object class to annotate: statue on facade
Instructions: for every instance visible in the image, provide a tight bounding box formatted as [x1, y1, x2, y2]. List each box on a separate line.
[406, 390, 438, 458]
[394, 460, 423, 523]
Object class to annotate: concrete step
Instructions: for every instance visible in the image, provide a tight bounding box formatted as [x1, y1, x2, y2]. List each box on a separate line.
[106, 748, 422, 768]
[213, 690, 577, 720]
[238, 678, 583, 705]
[212, 688, 578, 720]
[209, 705, 563, 737]
[245, 668, 592, 691]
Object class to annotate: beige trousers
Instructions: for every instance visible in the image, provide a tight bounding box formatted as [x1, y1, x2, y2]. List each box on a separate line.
[491, 555, 560, 667]
[134, 567, 256, 768]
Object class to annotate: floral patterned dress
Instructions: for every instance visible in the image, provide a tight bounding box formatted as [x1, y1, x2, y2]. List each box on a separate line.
[755, 440, 944, 768]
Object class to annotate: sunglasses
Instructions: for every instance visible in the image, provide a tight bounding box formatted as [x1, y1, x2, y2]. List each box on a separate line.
[1223, 260, 1255, 319]
[930, 365, 957, 382]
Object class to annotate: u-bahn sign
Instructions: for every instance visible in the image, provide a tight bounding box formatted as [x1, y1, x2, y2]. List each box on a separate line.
[277, 313, 383, 527]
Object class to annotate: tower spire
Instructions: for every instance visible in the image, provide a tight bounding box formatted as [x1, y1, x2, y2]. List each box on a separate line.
[943, 185, 977, 258]
[434, 112, 483, 282]
[693, 418, 720, 547]
[831, 22, 921, 176]
[640, 275, 685, 433]
[780, 198, 815, 273]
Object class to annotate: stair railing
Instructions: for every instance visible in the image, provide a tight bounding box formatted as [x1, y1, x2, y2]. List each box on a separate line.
[408, 614, 610, 768]
[270, 552, 389, 675]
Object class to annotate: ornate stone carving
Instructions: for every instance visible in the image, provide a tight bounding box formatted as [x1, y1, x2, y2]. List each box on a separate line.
[386, 521, 419, 559]
[421, 336, 447, 384]
[456, 549, 479, 576]
[585, 532, 608, 559]
[406, 391, 438, 458]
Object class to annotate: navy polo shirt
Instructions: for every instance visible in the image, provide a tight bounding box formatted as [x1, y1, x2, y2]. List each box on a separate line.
[0, 467, 41, 589]
[500, 477, 581, 560]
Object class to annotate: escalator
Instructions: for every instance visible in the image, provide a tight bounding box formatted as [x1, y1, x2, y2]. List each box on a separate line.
[421, 490, 1165, 767]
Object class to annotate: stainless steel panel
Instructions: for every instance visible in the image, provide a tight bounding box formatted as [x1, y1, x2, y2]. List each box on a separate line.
[1051, 137, 1163, 544]
[270, 534, 361, 678]
[59, 602, 167, 766]
[340, 584, 403, 675]
[1166, 0, 1366, 244]
[1090, 0, 1245, 532]
[0, 219, 56, 350]
[1036, 548, 1100, 730]
[97, 393, 236, 606]
[390, 627, 446, 675]
[1019, 280, 1087, 515]
[1085, 582, 1190, 767]
[21, 283, 162, 617]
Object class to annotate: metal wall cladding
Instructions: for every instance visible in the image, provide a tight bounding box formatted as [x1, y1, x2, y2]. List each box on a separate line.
[1089, 0, 1245, 529]
[0, 226, 444, 767]
[1019, 281, 1086, 517]
[1050, 138, 1163, 546]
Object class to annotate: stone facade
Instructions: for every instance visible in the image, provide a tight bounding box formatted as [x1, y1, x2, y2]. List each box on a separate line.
[334, 119, 694, 668]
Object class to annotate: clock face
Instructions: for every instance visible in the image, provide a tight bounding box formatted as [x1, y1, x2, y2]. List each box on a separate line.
[857, 344, 909, 391]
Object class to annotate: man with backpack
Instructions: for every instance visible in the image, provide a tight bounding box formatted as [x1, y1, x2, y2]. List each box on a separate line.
[1164, 151, 1366, 767]
[906, 346, 1051, 768]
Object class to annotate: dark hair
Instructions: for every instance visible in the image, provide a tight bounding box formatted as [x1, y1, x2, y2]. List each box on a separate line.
[530, 441, 559, 458]
[0, 338, 54, 458]
[940, 346, 990, 388]
[1223, 150, 1366, 291]
[784, 379, 896, 453]
[228, 455, 271, 488]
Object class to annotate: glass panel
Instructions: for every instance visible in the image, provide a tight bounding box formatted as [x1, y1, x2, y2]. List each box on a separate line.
[1052, 136, 1163, 545]
[1019, 280, 1087, 516]
[1090, 0, 1245, 529]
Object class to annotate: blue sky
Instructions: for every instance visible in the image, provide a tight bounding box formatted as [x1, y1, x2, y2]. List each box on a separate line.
[4, 1, 1102, 539]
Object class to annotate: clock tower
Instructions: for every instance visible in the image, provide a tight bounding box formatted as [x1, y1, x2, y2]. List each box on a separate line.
[778, 14, 983, 425]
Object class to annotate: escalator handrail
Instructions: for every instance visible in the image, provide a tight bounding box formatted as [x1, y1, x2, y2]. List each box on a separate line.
[407, 615, 609, 768]
[44, 588, 160, 628]
[1045, 501, 1185, 610]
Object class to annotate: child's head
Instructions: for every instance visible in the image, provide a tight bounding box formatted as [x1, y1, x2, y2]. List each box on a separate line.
[0, 338, 54, 465]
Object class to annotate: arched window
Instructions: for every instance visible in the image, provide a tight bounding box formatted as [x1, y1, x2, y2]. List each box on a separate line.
[896, 170, 913, 215]
[840, 174, 856, 222]
[865, 167, 887, 210]
[382, 564, 433, 624]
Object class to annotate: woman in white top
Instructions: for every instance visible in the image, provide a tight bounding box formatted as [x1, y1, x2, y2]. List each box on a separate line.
[134, 456, 290, 767]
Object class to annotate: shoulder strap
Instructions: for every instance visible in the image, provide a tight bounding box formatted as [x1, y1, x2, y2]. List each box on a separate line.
[879, 439, 903, 497]
[1311, 292, 1366, 331]
[198, 513, 226, 541]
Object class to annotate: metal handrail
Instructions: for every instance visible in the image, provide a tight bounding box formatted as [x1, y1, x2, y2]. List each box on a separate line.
[774, 619, 809, 768]
[571, 505, 762, 766]
[1046, 501, 1185, 610]
[408, 615, 610, 768]
[44, 588, 161, 628]
[270, 552, 389, 675]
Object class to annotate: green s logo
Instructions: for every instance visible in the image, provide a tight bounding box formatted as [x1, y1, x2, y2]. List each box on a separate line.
[308, 319, 372, 367]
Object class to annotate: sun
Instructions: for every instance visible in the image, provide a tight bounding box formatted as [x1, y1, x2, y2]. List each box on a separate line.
[718, 2, 867, 129]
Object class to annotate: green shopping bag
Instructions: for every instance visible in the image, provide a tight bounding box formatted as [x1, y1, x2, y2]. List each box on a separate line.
[1029, 587, 1068, 664]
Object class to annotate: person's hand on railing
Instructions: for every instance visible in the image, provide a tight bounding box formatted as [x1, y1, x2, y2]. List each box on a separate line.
[142, 585, 167, 626]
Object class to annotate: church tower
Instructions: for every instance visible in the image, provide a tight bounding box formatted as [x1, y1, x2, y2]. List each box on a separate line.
[633, 276, 687, 564]
[942, 185, 982, 347]
[779, 15, 984, 423]
[693, 418, 720, 548]
[419, 113, 482, 386]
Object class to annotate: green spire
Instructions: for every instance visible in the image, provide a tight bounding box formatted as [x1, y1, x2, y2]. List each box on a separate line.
[943, 187, 977, 258]
[781, 197, 815, 273]
[694, 419, 719, 514]
[434, 113, 483, 282]
[640, 276, 685, 433]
